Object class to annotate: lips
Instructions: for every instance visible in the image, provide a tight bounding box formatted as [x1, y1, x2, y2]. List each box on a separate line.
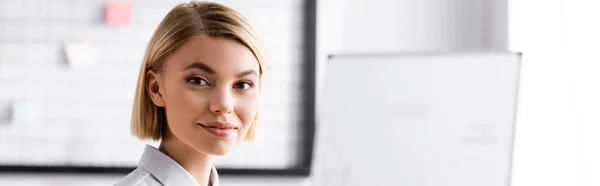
[197, 122, 238, 137]
[197, 122, 238, 129]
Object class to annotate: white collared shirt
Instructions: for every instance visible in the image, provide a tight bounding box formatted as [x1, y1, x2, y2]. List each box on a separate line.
[114, 145, 219, 186]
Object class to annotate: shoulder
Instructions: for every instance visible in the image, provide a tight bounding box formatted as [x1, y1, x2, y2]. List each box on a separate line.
[113, 167, 162, 186]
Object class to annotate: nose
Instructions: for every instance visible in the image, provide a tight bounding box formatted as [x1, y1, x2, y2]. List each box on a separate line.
[209, 86, 234, 115]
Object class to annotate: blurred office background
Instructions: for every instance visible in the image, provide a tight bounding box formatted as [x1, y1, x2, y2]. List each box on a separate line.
[0, 0, 598, 185]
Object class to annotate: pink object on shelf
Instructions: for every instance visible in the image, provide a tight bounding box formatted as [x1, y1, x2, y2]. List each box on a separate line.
[105, 1, 132, 26]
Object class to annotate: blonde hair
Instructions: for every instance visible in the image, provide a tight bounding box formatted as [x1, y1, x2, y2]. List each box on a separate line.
[131, 1, 265, 141]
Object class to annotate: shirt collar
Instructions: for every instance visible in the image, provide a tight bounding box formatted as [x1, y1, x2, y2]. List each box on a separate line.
[138, 144, 219, 186]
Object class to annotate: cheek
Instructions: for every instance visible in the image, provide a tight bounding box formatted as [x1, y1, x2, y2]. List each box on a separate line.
[163, 82, 208, 123]
[236, 93, 260, 126]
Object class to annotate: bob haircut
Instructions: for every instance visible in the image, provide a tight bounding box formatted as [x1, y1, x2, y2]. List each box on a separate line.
[131, 1, 266, 141]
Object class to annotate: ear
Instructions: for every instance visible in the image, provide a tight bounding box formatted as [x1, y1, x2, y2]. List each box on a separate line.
[146, 70, 166, 107]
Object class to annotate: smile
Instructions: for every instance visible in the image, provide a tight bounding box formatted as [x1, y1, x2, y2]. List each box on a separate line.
[197, 122, 238, 137]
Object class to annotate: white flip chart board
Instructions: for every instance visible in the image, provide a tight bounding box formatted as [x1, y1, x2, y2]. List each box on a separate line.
[318, 52, 520, 186]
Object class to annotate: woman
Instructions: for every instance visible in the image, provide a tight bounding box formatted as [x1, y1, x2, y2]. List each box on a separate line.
[115, 1, 265, 186]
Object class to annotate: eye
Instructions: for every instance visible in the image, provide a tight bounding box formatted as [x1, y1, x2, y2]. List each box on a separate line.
[233, 81, 253, 90]
[187, 76, 209, 86]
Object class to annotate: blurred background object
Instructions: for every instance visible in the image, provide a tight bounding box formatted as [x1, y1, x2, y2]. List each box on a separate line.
[0, 0, 599, 185]
[104, 1, 132, 26]
[318, 52, 520, 186]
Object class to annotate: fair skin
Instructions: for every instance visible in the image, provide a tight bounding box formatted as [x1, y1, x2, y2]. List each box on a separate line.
[146, 35, 260, 186]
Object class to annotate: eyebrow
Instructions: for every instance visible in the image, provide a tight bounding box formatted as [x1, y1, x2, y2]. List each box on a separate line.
[183, 61, 258, 78]
[237, 69, 258, 78]
[184, 62, 215, 74]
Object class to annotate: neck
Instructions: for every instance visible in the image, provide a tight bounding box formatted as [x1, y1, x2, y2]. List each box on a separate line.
[159, 135, 213, 186]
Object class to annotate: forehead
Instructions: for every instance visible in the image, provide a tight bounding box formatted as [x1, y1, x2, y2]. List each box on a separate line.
[165, 35, 259, 74]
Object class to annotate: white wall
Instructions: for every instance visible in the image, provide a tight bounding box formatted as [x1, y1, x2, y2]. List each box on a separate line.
[0, 0, 508, 185]
[509, 0, 600, 185]
[323, 0, 507, 54]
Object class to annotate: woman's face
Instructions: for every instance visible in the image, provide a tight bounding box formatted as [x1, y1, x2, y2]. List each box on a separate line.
[147, 35, 260, 155]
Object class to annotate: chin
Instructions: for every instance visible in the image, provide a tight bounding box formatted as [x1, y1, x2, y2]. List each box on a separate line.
[198, 141, 235, 156]
[210, 149, 230, 156]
